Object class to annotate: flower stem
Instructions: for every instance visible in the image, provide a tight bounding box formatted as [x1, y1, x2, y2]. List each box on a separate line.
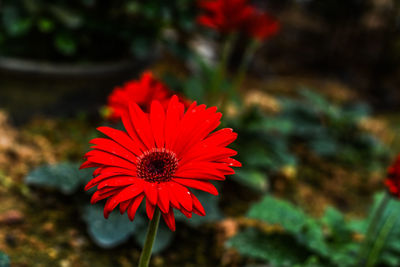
[138, 208, 161, 267]
[356, 193, 391, 266]
[366, 209, 397, 267]
[232, 39, 260, 96]
[209, 33, 237, 105]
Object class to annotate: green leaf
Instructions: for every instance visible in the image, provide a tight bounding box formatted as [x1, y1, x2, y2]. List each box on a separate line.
[54, 34, 77, 56]
[37, 18, 55, 33]
[227, 229, 312, 266]
[247, 196, 328, 256]
[25, 162, 92, 195]
[0, 251, 9, 267]
[82, 204, 142, 249]
[2, 6, 32, 36]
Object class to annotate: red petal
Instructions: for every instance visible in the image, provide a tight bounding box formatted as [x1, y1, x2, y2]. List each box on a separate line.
[165, 96, 181, 150]
[90, 138, 138, 160]
[191, 193, 206, 216]
[128, 102, 155, 150]
[146, 199, 156, 220]
[170, 182, 193, 211]
[97, 177, 138, 190]
[144, 182, 158, 206]
[157, 184, 170, 213]
[85, 150, 137, 170]
[104, 183, 144, 213]
[119, 200, 130, 214]
[150, 100, 166, 148]
[162, 209, 176, 231]
[79, 161, 99, 169]
[97, 126, 143, 156]
[127, 194, 145, 221]
[173, 178, 219, 196]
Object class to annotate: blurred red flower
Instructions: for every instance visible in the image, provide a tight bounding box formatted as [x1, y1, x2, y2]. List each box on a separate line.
[246, 11, 280, 41]
[81, 96, 241, 231]
[106, 72, 188, 121]
[385, 155, 400, 198]
[197, 0, 254, 33]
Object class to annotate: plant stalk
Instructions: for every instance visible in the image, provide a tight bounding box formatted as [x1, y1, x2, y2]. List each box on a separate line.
[366, 209, 397, 267]
[357, 193, 391, 266]
[209, 33, 237, 105]
[232, 39, 260, 96]
[138, 208, 161, 267]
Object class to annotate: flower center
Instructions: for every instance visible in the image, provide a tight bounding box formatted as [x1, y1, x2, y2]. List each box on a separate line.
[136, 148, 178, 183]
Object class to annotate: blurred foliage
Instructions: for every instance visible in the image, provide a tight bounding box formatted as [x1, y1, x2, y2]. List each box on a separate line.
[228, 89, 389, 191]
[0, 252, 9, 267]
[228, 193, 400, 266]
[0, 0, 196, 62]
[24, 162, 222, 253]
[26, 163, 92, 194]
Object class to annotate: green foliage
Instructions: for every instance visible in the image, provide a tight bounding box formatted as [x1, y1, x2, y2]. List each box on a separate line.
[229, 89, 389, 191]
[25, 163, 92, 194]
[362, 193, 400, 267]
[228, 195, 366, 266]
[83, 204, 141, 248]
[280, 89, 389, 167]
[227, 229, 314, 267]
[0, 252, 9, 267]
[0, 0, 196, 61]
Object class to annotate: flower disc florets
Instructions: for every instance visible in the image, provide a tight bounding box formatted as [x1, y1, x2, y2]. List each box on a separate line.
[137, 148, 178, 183]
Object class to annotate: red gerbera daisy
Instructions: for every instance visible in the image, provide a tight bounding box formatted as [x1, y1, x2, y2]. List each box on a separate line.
[384, 155, 400, 198]
[81, 96, 241, 231]
[246, 10, 280, 41]
[197, 0, 254, 33]
[106, 71, 179, 121]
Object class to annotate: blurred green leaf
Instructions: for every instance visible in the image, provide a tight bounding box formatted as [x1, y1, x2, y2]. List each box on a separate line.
[2, 6, 32, 36]
[83, 204, 142, 248]
[54, 34, 77, 55]
[26, 162, 92, 195]
[227, 229, 313, 266]
[0, 251, 9, 267]
[37, 18, 55, 33]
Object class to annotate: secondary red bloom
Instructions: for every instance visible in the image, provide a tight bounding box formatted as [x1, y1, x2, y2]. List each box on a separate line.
[106, 72, 174, 121]
[246, 11, 280, 41]
[197, 0, 254, 33]
[384, 155, 400, 198]
[81, 96, 241, 231]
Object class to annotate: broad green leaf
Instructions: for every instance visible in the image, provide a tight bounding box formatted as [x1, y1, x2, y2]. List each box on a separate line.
[227, 229, 312, 266]
[247, 196, 328, 256]
[26, 162, 92, 195]
[82, 204, 143, 249]
[0, 251, 9, 267]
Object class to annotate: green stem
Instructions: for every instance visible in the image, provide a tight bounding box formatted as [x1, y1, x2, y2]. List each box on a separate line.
[356, 193, 390, 266]
[366, 208, 397, 267]
[138, 208, 161, 267]
[209, 33, 237, 105]
[232, 39, 261, 97]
